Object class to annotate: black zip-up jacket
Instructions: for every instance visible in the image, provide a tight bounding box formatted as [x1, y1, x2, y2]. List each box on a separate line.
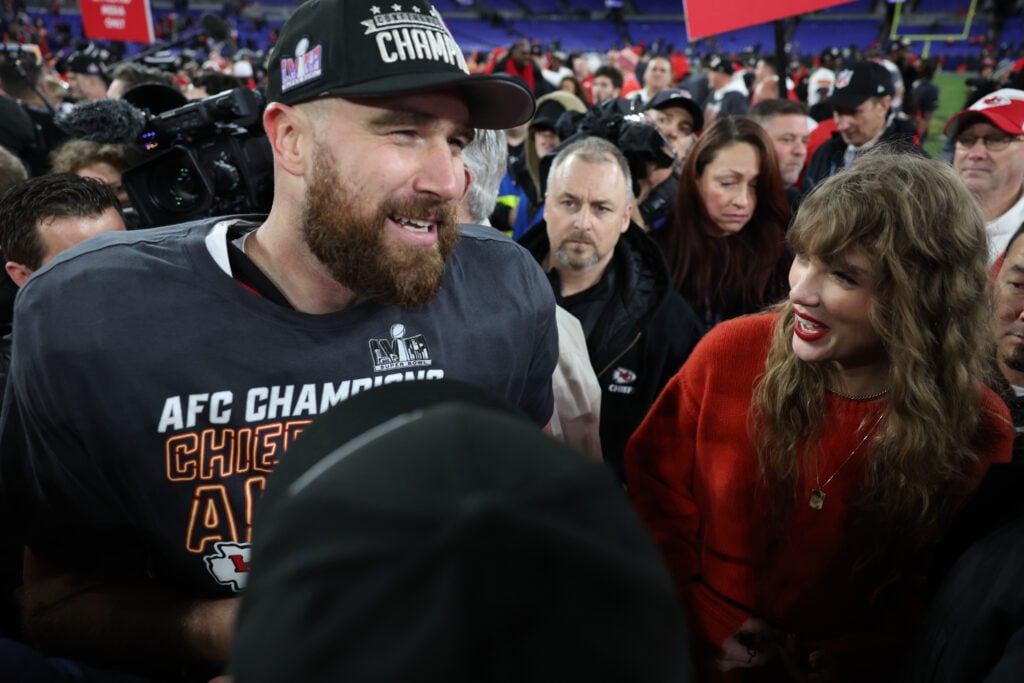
[804, 115, 921, 191]
[520, 221, 703, 482]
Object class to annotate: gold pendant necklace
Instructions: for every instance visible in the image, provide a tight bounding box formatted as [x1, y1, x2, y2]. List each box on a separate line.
[810, 411, 884, 510]
[826, 386, 890, 401]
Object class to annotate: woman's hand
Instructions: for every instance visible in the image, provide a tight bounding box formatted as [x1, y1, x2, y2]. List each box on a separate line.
[717, 617, 784, 671]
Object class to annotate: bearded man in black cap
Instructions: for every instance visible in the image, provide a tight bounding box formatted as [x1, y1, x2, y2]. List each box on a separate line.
[0, 0, 555, 679]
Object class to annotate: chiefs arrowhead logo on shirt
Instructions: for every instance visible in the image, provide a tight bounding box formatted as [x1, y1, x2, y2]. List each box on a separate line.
[204, 541, 251, 592]
[609, 366, 638, 395]
[612, 367, 637, 384]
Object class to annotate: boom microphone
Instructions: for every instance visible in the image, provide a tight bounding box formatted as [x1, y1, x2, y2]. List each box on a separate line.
[55, 98, 148, 145]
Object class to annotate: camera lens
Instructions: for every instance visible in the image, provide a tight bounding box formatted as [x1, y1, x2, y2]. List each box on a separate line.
[153, 162, 203, 213]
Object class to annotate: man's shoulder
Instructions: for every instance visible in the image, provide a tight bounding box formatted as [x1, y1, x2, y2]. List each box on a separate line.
[621, 223, 675, 284]
[43, 218, 215, 265]
[806, 134, 846, 178]
[450, 222, 553, 301]
[812, 132, 846, 156]
[455, 222, 537, 268]
[458, 222, 517, 244]
[21, 217, 237, 298]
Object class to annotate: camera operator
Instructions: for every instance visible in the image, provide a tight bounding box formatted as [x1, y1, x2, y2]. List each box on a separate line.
[0, 0, 553, 680]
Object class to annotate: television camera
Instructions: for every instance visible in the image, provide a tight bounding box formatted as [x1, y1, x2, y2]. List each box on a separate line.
[121, 87, 273, 228]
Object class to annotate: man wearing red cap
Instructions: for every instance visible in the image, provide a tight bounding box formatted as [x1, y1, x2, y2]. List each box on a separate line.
[947, 88, 1024, 268]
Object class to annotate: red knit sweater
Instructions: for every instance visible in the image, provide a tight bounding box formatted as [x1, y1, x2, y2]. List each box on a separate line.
[626, 313, 1013, 680]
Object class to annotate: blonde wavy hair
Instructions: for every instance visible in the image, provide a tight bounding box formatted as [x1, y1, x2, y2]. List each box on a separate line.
[752, 149, 997, 544]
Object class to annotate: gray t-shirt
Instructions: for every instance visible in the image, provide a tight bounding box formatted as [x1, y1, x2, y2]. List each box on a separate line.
[1, 217, 557, 595]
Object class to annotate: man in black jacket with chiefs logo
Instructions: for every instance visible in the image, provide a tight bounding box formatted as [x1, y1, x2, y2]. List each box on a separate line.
[520, 135, 703, 483]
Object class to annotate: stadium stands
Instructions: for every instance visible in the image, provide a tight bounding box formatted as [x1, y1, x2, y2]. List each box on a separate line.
[7, 0, 1015, 72]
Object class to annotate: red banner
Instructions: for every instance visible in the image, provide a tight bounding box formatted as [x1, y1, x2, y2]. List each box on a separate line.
[684, 0, 852, 41]
[79, 0, 155, 44]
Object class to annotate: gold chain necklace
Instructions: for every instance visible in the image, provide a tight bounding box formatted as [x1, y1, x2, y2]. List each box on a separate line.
[827, 387, 890, 401]
[809, 411, 885, 510]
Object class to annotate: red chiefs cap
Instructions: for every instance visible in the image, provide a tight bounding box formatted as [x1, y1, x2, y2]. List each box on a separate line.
[945, 88, 1024, 137]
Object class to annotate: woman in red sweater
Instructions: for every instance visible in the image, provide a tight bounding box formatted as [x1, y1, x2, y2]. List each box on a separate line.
[627, 150, 1014, 681]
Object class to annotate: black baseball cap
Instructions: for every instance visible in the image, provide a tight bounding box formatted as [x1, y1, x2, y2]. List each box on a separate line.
[645, 88, 704, 132]
[888, 37, 911, 53]
[231, 379, 693, 682]
[67, 52, 109, 82]
[707, 53, 733, 75]
[530, 98, 568, 131]
[829, 61, 893, 109]
[819, 47, 841, 62]
[265, 0, 535, 129]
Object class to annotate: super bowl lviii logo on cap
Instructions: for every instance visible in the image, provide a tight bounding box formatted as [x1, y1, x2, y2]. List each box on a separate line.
[281, 37, 323, 93]
[363, 4, 468, 73]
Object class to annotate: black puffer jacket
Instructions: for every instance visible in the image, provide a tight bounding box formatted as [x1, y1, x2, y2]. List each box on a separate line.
[520, 221, 703, 482]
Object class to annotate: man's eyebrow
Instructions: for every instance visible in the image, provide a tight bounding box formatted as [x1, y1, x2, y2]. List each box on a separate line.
[367, 109, 475, 142]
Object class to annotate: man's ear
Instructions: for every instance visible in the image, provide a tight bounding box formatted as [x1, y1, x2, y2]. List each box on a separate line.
[5, 261, 33, 288]
[459, 165, 472, 205]
[263, 102, 312, 178]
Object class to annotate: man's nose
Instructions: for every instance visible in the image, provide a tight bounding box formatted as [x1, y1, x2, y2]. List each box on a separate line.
[412, 139, 463, 201]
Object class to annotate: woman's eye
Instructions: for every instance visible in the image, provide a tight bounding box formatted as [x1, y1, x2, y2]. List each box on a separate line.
[833, 271, 858, 286]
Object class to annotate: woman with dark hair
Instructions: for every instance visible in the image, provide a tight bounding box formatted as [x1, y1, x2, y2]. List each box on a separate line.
[657, 116, 791, 329]
[627, 151, 1014, 681]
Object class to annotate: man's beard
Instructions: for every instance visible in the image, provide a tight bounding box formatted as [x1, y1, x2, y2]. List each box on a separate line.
[1004, 342, 1024, 373]
[301, 147, 460, 309]
[554, 232, 602, 271]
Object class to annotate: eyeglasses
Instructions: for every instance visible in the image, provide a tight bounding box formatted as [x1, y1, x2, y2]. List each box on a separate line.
[954, 134, 1024, 151]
